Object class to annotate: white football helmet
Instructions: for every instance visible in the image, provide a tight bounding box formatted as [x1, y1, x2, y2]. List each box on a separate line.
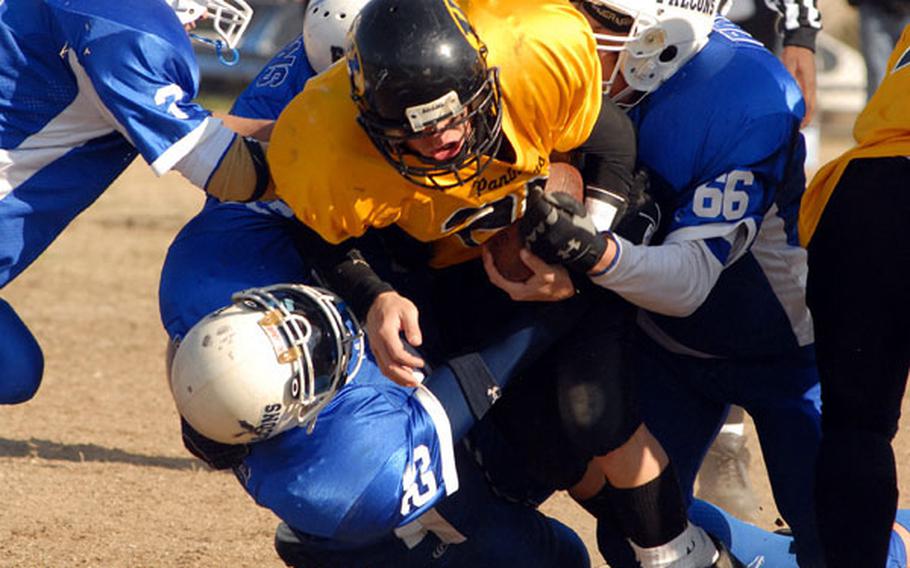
[164, 0, 254, 50]
[577, 0, 718, 106]
[302, 0, 374, 74]
[169, 284, 365, 445]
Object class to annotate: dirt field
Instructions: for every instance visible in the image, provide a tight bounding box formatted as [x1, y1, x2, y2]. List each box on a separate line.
[1, 121, 908, 567]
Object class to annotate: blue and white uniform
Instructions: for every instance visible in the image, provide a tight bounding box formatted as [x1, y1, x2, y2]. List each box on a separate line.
[159, 40, 588, 568]
[0, 0, 237, 403]
[590, 18, 824, 568]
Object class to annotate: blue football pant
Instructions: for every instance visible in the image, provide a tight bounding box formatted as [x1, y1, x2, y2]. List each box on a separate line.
[0, 298, 44, 404]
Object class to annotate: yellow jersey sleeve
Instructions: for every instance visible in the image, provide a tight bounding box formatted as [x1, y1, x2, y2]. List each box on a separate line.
[268, 64, 411, 244]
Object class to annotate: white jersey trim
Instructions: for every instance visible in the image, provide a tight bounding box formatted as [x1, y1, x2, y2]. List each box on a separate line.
[413, 386, 459, 497]
[158, 117, 234, 182]
[0, 52, 119, 199]
[394, 507, 467, 550]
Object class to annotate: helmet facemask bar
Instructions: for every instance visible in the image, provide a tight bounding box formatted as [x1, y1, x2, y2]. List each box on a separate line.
[578, 0, 691, 109]
[232, 285, 364, 432]
[201, 0, 254, 50]
[356, 67, 504, 190]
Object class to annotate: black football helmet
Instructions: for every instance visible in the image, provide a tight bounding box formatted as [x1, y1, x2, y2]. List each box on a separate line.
[346, 0, 503, 189]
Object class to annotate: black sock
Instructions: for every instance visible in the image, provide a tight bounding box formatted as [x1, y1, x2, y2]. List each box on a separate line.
[604, 463, 688, 548]
[576, 484, 638, 568]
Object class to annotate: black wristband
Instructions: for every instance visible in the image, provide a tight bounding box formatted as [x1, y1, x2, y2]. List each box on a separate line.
[241, 136, 270, 202]
[321, 250, 394, 321]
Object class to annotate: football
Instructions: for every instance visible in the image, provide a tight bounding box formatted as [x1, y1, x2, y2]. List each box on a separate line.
[484, 161, 584, 282]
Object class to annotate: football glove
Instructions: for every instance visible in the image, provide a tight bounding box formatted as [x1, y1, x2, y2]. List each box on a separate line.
[519, 186, 607, 274]
[587, 168, 660, 246]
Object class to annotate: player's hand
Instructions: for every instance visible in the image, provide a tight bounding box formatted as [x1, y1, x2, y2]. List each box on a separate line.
[519, 186, 607, 273]
[365, 291, 425, 387]
[601, 169, 660, 245]
[482, 247, 576, 301]
[781, 45, 817, 128]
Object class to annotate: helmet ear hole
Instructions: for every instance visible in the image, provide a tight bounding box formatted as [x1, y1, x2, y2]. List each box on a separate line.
[303, 0, 374, 74]
[659, 46, 678, 63]
[290, 377, 301, 398]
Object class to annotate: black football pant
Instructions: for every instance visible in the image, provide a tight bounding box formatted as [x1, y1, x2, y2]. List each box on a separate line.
[805, 157, 910, 568]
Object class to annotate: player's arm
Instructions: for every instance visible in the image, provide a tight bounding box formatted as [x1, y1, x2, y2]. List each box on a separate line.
[770, 0, 822, 126]
[520, 169, 764, 316]
[289, 221, 426, 386]
[170, 118, 274, 202]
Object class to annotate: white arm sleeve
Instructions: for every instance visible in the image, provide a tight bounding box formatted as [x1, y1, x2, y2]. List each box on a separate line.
[590, 220, 756, 317]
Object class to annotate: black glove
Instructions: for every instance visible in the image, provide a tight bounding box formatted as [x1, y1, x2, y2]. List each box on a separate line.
[519, 186, 607, 274]
[586, 168, 661, 246]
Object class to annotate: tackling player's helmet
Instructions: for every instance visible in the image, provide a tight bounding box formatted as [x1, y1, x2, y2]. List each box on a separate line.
[165, 0, 254, 50]
[576, 0, 717, 107]
[303, 0, 374, 74]
[346, 0, 503, 189]
[169, 284, 365, 445]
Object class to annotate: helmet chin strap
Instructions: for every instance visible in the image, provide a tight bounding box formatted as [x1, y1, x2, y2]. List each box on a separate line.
[189, 33, 240, 66]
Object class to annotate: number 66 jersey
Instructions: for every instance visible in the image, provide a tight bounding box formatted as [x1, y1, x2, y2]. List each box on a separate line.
[234, 357, 460, 546]
[619, 18, 814, 359]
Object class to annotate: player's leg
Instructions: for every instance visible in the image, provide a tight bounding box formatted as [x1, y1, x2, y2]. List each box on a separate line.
[732, 346, 823, 567]
[806, 157, 910, 567]
[0, 298, 44, 403]
[553, 294, 741, 568]
[586, 329, 732, 568]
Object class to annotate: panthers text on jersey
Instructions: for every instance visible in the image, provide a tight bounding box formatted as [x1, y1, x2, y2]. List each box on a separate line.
[800, 26, 910, 245]
[0, 0, 221, 286]
[629, 18, 812, 358]
[268, 0, 602, 268]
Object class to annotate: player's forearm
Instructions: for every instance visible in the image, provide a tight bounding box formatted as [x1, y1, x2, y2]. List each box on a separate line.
[212, 112, 274, 141]
[588, 237, 722, 317]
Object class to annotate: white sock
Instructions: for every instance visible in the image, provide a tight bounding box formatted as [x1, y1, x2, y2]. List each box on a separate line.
[719, 422, 745, 437]
[630, 523, 719, 568]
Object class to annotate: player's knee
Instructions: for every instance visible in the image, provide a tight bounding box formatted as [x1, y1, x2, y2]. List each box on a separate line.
[558, 376, 641, 456]
[0, 300, 44, 404]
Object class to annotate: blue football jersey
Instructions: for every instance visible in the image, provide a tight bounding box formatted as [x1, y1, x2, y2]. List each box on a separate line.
[0, 0, 215, 286]
[236, 361, 459, 546]
[632, 18, 813, 358]
[229, 34, 316, 120]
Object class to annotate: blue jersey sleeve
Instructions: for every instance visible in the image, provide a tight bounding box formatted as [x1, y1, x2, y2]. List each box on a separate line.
[230, 35, 317, 120]
[57, 5, 211, 172]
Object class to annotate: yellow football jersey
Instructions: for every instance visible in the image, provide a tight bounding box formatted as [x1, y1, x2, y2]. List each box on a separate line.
[800, 26, 910, 245]
[268, 0, 602, 267]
